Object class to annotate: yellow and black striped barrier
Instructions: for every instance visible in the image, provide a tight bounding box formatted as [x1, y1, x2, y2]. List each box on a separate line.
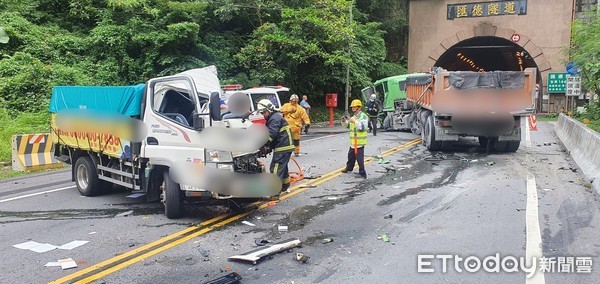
[11, 134, 63, 171]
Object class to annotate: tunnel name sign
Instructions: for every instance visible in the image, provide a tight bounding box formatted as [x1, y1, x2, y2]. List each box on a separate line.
[447, 0, 527, 20]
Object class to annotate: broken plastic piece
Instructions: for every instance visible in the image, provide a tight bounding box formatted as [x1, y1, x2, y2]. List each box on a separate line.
[295, 252, 309, 263]
[255, 239, 271, 246]
[202, 272, 242, 284]
[241, 221, 256, 227]
[322, 238, 333, 244]
[228, 238, 302, 264]
[58, 258, 78, 270]
[485, 161, 495, 166]
[384, 214, 393, 219]
[278, 225, 288, 232]
[381, 234, 390, 242]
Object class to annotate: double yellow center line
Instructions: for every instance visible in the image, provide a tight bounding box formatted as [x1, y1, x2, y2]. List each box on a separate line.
[51, 138, 421, 284]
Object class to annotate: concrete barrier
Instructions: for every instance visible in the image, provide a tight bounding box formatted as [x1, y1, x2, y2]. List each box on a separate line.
[555, 114, 600, 195]
[11, 134, 63, 171]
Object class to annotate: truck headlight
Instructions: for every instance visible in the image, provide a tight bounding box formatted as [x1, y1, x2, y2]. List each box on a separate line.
[217, 164, 234, 171]
[208, 150, 233, 163]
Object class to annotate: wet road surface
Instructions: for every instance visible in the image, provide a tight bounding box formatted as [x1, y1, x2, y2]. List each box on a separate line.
[1, 122, 599, 283]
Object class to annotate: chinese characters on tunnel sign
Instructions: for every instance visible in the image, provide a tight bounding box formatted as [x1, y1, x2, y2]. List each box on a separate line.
[547, 73, 568, 94]
[447, 0, 527, 20]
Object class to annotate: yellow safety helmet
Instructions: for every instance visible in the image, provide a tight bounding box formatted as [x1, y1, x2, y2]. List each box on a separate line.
[350, 99, 362, 108]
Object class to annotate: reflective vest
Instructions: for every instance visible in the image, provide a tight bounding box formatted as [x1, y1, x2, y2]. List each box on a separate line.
[348, 111, 368, 147]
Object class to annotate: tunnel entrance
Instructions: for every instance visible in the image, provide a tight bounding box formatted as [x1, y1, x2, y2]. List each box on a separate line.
[435, 36, 538, 72]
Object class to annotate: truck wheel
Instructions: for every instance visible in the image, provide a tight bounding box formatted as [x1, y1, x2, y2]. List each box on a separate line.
[409, 112, 421, 135]
[493, 141, 508, 152]
[383, 115, 392, 131]
[74, 156, 103, 196]
[161, 170, 183, 219]
[505, 141, 520, 152]
[424, 114, 442, 151]
[478, 136, 489, 148]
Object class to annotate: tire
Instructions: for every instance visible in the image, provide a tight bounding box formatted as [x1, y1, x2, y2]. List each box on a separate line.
[162, 170, 184, 219]
[505, 141, 520, 152]
[383, 115, 392, 131]
[423, 114, 442, 151]
[409, 112, 421, 135]
[493, 141, 508, 152]
[74, 156, 103, 196]
[478, 136, 489, 148]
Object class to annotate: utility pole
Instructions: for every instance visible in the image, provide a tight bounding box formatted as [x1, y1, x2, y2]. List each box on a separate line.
[344, 1, 354, 116]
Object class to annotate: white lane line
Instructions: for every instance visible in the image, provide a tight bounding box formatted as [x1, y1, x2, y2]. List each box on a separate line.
[0, 185, 75, 204]
[526, 173, 545, 284]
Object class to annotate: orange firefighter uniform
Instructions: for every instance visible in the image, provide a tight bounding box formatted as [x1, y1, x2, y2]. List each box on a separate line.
[280, 94, 310, 156]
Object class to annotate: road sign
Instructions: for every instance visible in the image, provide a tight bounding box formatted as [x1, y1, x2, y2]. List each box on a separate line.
[566, 61, 580, 76]
[511, 33, 521, 42]
[566, 75, 582, 97]
[547, 72, 568, 93]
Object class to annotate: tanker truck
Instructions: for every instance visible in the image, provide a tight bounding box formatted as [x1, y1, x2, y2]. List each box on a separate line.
[405, 67, 536, 152]
[50, 66, 279, 219]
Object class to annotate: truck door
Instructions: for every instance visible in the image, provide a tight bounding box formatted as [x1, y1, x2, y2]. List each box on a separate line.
[142, 75, 205, 167]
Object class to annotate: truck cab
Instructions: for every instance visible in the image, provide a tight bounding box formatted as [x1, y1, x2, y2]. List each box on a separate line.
[51, 66, 280, 219]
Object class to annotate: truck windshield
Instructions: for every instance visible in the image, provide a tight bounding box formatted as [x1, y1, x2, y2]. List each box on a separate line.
[276, 91, 289, 105]
[250, 93, 280, 110]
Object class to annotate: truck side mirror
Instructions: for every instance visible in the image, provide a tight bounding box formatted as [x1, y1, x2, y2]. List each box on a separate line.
[193, 113, 205, 130]
[209, 92, 222, 121]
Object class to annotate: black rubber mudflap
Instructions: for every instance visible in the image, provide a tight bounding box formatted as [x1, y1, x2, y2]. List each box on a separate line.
[203, 272, 242, 284]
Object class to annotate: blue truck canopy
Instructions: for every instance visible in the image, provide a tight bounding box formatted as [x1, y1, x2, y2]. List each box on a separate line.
[49, 84, 146, 116]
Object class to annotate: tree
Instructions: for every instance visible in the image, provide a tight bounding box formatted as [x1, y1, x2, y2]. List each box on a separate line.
[570, 8, 600, 119]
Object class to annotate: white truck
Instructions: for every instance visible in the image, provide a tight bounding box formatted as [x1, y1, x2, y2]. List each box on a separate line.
[50, 66, 279, 218]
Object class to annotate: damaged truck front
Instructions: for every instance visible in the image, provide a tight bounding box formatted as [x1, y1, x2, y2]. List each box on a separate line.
[406, 68, 536, 152]
[50, 66, 279, 219]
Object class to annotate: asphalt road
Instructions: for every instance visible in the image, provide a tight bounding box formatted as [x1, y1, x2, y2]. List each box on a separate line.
[1, 122, 599, 284]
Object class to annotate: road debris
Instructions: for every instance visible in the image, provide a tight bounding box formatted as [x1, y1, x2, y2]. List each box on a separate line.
[228, 238, 302, 264]
[384, 214, 393, 219]
[241, 221, 256, 227]
[327, 197, 338, 200]
[278, 225, 288, 232]
[485, 161, 495, 166]
[126, 193, 145, 199]
[13, 241, 57, 253]
[322, 238, 334, 244]
[294, 252, 310, 263]
[58, 240, 89, 250]
[58, 258, 78, 270]
[202, 272, 242, 284]
[377, 234, 390, 242]
[255, 239, 271, 246]
[114, 210, 134, 217]
[299, 185, 316, 188]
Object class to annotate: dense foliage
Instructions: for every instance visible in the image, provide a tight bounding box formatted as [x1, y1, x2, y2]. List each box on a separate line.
[570, 8, 600, 123]
[0, 0, 408, 113]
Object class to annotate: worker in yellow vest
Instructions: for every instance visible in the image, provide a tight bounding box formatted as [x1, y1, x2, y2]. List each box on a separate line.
[341, 99, 368, 178]
[280, 94, 310, 157]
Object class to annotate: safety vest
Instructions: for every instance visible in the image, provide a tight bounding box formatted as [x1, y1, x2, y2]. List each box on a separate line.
[348, 111, 368, 147]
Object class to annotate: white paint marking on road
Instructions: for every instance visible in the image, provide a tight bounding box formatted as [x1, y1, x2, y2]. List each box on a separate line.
[303, 134, 340, 143]
[526, 172, 545, 284]
[525, 117, 532, 148]
[0, 185, 75, 203]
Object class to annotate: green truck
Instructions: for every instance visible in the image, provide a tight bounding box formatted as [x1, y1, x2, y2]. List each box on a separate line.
[361, 73, 426, 131]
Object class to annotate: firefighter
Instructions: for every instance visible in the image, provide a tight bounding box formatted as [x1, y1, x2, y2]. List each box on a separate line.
[280, 94, 310, 157]
[257, 99, 294, 193]
[340, 99, 369, 179]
